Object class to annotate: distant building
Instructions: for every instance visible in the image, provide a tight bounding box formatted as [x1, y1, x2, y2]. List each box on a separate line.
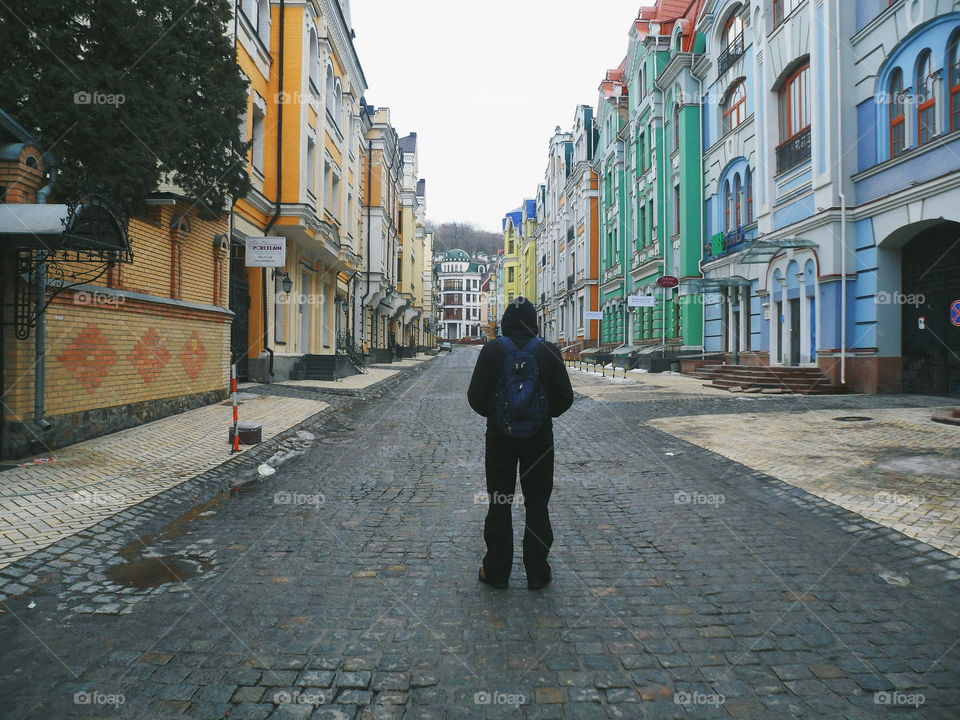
[435, 249, 487, 340]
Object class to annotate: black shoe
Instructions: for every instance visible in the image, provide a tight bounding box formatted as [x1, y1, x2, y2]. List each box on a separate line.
[478, 567, 508, 589]
[527, 570, 552, 590]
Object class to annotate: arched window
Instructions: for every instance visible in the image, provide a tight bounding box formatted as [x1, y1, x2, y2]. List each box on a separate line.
[777, 62, 811, 172]
[723, 180, 732, 232]
[724, 14, 744, 52]
[916, 50, 936, 145]
[335, 81, 343, 128]
[308, 30, 319, 90]
[734, 174, 743, 228]
[673, 103, 681, 150]
[890, 68, 906, 158]
[325, 65, 335, 115]
[950, 33, 960, 133]
[745, 168, 754, 223]
[722, 81, 747, 134]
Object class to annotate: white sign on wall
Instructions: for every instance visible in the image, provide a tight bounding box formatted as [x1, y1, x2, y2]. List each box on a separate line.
[245, 237, 287, 267]
[627, 294, 656, 308]
[584, 310, 604, 320]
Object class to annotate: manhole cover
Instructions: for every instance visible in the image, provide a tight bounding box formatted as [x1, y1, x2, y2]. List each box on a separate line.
[833, 416, 874, 422]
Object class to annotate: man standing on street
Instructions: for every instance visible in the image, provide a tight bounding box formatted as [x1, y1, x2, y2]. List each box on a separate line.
[467, 297, 574, 590]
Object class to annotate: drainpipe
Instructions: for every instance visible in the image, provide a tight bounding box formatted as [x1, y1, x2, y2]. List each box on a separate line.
[260, 0, 285, 379]
[33, 160, 58, 433]
[360, 138, 373, 348]
[835, 0, 847, 385]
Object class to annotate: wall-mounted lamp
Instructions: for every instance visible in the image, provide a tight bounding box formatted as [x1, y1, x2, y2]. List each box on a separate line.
[272, 269, 293, 294]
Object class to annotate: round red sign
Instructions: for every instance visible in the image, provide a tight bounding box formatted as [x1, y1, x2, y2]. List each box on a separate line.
[657, 275, 680, 289]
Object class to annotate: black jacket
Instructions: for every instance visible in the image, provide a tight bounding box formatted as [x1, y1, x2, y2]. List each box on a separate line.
[467, 299, 574, 435]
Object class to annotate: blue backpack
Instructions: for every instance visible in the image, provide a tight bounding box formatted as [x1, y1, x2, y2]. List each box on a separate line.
[495, 336, 549, 438]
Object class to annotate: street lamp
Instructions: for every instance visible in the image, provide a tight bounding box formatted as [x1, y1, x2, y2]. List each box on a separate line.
[272, 269, 293, 294]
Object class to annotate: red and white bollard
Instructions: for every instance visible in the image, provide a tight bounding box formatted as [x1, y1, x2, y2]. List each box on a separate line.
[230, 363, 240, 453]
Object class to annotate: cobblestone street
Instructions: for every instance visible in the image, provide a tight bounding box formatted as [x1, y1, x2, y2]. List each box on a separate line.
[1, 348, 959, 719]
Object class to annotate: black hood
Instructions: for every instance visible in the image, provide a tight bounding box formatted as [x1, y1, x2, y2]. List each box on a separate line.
[501, 297, 539, 343]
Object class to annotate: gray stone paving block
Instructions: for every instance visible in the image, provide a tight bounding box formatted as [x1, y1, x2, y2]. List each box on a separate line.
[336, 672, 371, 690]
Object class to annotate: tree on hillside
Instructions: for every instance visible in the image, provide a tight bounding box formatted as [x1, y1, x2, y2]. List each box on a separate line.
[0, 0, 250, 214]
[428, 221, 502, 258]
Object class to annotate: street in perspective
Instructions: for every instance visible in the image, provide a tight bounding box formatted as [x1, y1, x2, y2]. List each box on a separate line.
[1, 1, 959, 719]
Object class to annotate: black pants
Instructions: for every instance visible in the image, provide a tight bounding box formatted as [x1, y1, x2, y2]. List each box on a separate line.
[482, 428, 554, 585]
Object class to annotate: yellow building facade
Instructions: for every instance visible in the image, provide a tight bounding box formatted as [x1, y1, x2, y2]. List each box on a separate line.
[232, 0, 366, 380]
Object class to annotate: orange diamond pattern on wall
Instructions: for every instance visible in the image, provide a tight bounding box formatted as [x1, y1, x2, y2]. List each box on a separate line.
[180, 330, 208, 380]
[56, 323, 117, 391]
[130, 328, 171, 384]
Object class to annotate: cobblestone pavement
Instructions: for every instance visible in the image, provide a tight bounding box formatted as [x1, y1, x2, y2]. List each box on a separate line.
[0, 394, 329, 569]
[1, 347, 958, 719]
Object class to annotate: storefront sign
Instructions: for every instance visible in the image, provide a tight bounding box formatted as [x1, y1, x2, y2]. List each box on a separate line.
[628, 294, 656, 308]
[584, 310, 604, 320]
[245, 237, 287, 267]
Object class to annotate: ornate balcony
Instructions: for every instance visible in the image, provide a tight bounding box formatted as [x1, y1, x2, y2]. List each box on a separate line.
[717, 34, 744, 76]
[776, 127, 811, 174]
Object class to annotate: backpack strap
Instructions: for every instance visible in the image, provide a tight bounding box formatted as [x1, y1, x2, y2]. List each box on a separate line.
[521, 337, 543, 354]
[497, 336, 519, 354]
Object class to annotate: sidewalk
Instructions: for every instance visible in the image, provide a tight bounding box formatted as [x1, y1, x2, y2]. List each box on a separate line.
[651, 405, 960, 557]
[0, 393, 328, 569]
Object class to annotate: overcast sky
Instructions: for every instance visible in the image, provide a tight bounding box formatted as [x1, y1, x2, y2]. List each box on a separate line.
[351, 1, 653, 234]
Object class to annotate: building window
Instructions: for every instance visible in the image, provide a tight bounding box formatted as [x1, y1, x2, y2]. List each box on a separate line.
[745, 168, 754, 223]
[777, 62, 811, 173]
[719, 13, 745, 74]
[722, 81, 747, 134]
[252, 101, 266, 171]
[951, 33, 960, 132]
[306, 136, 316, 197]
[673, 104, 681, 150]
[724, 180, 732, 231]
[325, 65, 335, 116]
[508, 267, 515, 282]
[889, 69, 906, 158]
[916, 50, 937, 145]
[308, 30, 319, 91]
[773, 0, 801, 28]
[734, 174, 743, 228]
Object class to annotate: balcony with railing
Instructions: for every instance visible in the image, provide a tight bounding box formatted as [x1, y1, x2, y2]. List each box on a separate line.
[776, 126, 811, 174]
[718, 34, 745, 76]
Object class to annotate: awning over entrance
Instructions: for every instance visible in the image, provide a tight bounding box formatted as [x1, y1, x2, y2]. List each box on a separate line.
[739, 237, 817, 264]
[0, 199, 131, 261]
[682, 276, 752, 292]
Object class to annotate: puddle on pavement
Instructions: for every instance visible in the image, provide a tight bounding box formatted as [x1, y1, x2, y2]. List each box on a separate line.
[107, 555, 212, 588]
[119, 492, 230, 561]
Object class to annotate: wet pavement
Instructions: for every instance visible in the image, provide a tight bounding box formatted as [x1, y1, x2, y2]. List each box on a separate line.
[0, 347, 958, 719]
